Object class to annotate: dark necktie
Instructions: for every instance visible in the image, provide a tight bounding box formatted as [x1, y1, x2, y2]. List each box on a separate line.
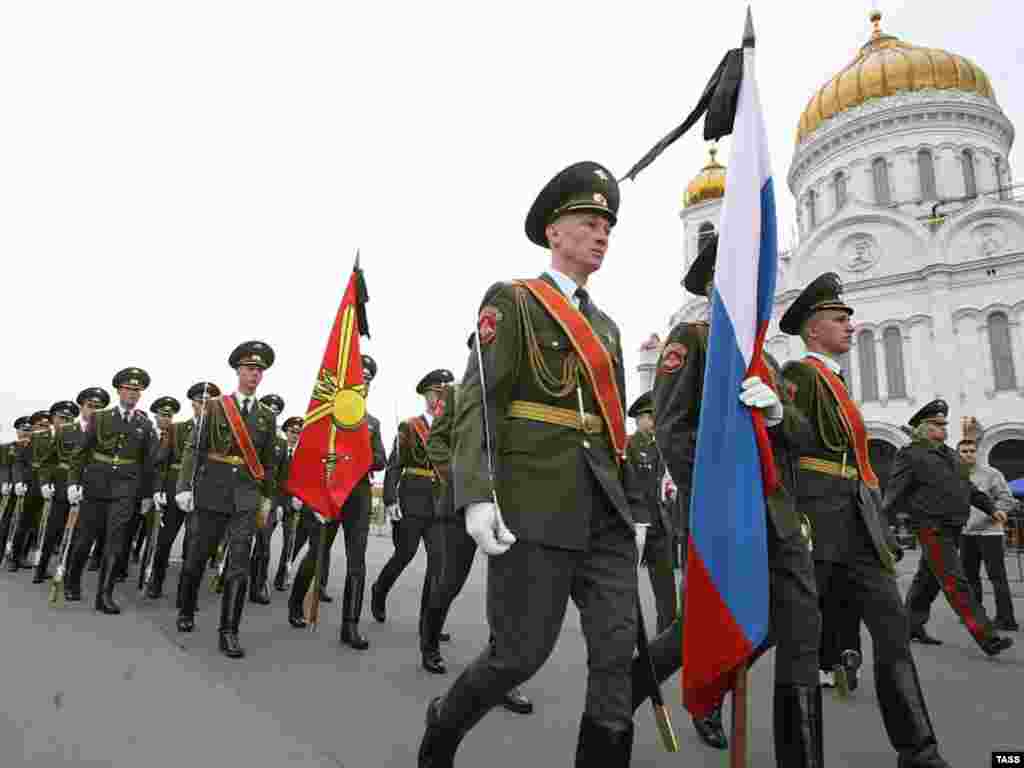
[574, 287, 594, 323]
[241, 398, 251, 418]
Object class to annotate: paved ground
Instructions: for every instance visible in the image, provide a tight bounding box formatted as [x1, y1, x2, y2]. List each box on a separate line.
[1, 530, 1022, 767]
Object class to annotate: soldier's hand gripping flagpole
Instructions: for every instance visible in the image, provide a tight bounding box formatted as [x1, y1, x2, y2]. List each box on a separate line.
[49, 503, 80, 606]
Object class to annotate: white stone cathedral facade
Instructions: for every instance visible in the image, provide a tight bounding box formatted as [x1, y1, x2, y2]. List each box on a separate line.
[633, 14, 1024, 482]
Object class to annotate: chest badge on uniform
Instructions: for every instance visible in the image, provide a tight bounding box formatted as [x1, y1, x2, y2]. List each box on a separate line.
[478, 306, 502, 346]
[659, 342, 688, 375]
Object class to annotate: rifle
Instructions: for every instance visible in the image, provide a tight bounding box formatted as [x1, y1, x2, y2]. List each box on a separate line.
[138, 499, 162, 594]
[3, 496, 25, 565]
[49, 503, 80, 606]
[31, 499, 53, 567]
[284, 507, 301, 586]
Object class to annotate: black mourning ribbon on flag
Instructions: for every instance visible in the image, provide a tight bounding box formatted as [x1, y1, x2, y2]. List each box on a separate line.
[620, 48, 744, 182]
[354, 263, 370, 340]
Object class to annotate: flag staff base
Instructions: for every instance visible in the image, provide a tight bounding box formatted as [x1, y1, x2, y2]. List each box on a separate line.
[729, 661, 749, 768]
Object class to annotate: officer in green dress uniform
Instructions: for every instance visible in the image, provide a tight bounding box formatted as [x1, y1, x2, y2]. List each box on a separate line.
[34, 400, 83, 583]
[624, 391, 676, 634]
[273, 416, 303, 590]
[249, 392, 286, 604]
[66, 368, 159, 613]
[8, 410, 54, 570]
[0, 417, 33, 559]
[372, 368, 453, 673]
[141, 394, 180, 594]
[419, 161, 644, 765]
[175, 342, 280, 658]
[885, 400, 1013, 656]
[636, 235, 822, 763]
[781, 273, 952, 768]
[288, 355, 387, 652]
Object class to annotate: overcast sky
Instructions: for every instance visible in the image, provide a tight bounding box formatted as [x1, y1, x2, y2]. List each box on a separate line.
[1, 0, 1020, 447]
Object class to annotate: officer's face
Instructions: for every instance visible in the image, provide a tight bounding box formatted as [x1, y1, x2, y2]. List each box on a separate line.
[924, 418, 948, 443]
[118, 386, 141, 408]
[237, 365, 263, 395]
[80, 402, 98, 422]
[191, 400, 206, 419]
[547, 212, 611, 277]
[637, 413, 655, 434]
[156, 414, 172, 430]
[958, 443, 978, 466]
[286, 428, 301, 447]
[806, 310, 853, 355]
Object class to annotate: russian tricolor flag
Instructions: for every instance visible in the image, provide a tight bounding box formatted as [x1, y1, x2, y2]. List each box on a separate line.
[682, 20, 779, 718]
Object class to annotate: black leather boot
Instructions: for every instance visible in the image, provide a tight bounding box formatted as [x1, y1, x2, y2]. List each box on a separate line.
[370, 580, 387, 622]
[417, 693, 490, 768]
[64, 550, 85, 602]
[95, 556, 121, 614]
[146, 561, 165, 599]
[32, 559, 50, 584]
[339, 573, 369, 650]
[249, 556, 270, 604]
[692, 703, 728, 750]
[176, 571, 198, 632]
[575, 716, 633, 767]
[773, 685, 824, 768]
[877, 657, 950, 768]
[218, 577, 246, 658]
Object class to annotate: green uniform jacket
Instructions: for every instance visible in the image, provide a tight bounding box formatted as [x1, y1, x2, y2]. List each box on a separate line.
[425, 384, 458, 487]
[653, 321, 813, 542]
[0, 443, 13, 487]
[176, 397, 279, 514]
[69, 409, 159, 500]
[155, 420, 195, 497]
[782, 358, 898, 570]
[624, 430, 672, 536]
[452, 274, 637, 551]
[383, 417, 437, 514]
[38, 423, 87, 499]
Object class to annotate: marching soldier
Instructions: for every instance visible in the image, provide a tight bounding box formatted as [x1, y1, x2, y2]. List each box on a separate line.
[288, 354, 388, 652]
[149, 383, 219, 603]
[250, 392, 287, 604]
[884, 400, 1013, 656]
[782, 273, 953, 768]
[34, 400, 84, 583]
[0, 417, 33, 561]
[421, 360, 534, 714]
[175, 341, 280, 658]
[65, 368, 159, 613]
[636, 235, 822, 763]
[624, 391, 676, 634]
[9, 410, 55, 571]
[419, 161, 644, 764]
[372, 368, 452, 672]
[143, 394, 182, 594]
[272, 416, 303, 591]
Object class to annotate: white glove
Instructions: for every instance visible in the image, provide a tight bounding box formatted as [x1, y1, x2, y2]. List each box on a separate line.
[153, 491, 167, 508]
[67, 485, 84, 504]
[386, 503, 402, 522]
[313, 511, 327, 524]
[465, 502, 516, 556]
[140, 499, 154, 516]
[41, 484, 55, 500]
[14, 482, 28, 496]
[635, 524, 649, 558]
[176, 490, 195, 513]
[739, 376, 784, 423]
[1, 482, 10, 495]
[290, 496, 304, 511]
[260, 497, 272, 517]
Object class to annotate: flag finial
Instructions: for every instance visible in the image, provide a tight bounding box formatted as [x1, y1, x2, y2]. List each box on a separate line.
[354, 248, 361, 269]
[743, 6, 755, 48]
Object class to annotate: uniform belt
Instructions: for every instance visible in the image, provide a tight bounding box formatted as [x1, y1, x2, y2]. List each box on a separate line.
[799, 457, 859, 480]
[208, 453, 247, 467]
[507, 400, 604, 434]
[31, 462, 42, 470]
[94, 453, 138, 466]
[169, 463, 182, 471]
[57, 463, 70, 471]
[403, 467, 436, 479]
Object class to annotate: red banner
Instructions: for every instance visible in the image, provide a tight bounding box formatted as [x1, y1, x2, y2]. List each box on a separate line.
[286, 266, 373, 519]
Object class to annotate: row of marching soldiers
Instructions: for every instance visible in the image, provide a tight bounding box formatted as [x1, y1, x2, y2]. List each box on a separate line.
[0, 342, 391, 661]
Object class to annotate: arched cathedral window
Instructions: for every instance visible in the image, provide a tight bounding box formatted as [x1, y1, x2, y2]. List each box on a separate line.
[806, 190, 817, 229]
[989, 312, 1017, 391]
[872, 158, 891, 206]
[962, 150, 977, 198]
[917, 149, 937, 201]
[834, 171, 847, 210]
[858, 330, 879, 402]
[995, 157, 1009, 201]
[883, 327, 907, 398]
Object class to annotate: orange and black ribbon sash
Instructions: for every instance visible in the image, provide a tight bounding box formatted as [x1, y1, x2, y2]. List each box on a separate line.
[518, 278, 627, 462]
[802, 357, 879, 490]
[408, 416, 430, 449]
[219, 396, 265, 482]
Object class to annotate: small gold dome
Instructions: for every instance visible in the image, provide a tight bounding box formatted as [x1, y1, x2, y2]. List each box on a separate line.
[796, 12, 996, 144]
[684, 145, 726, 208]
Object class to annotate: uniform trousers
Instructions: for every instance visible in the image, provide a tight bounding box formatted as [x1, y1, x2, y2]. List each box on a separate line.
[9, 495, 43, 565]
[181, 508, 255, 591]
[820, 574, 862, 671]
[435, 488, 637, 735]
[641, 527, 678, 634]
[961, 533, 1017, 626]
[273, 507, 299, 584]
[36, 498, 71, 572]
[150, 499, 188, 589]
[290, 483, 372, 598]
[815, 501, 939, 758]
[634, 514, 819, 711]
[907, 525, 997, 648]
[0, 495, 13, 556]
[68, 495, 136, 586]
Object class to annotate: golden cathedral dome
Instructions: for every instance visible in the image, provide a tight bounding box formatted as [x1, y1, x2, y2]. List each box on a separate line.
[796, 11, 997, 144]
[684, 145, 726, 208]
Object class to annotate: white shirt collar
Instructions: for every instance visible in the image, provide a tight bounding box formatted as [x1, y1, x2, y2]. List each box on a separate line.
[233, 392, 255, 405]
[804, 351, 842, 374]
[545, 269, 584, 307]
[423, 412, 434, 427]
